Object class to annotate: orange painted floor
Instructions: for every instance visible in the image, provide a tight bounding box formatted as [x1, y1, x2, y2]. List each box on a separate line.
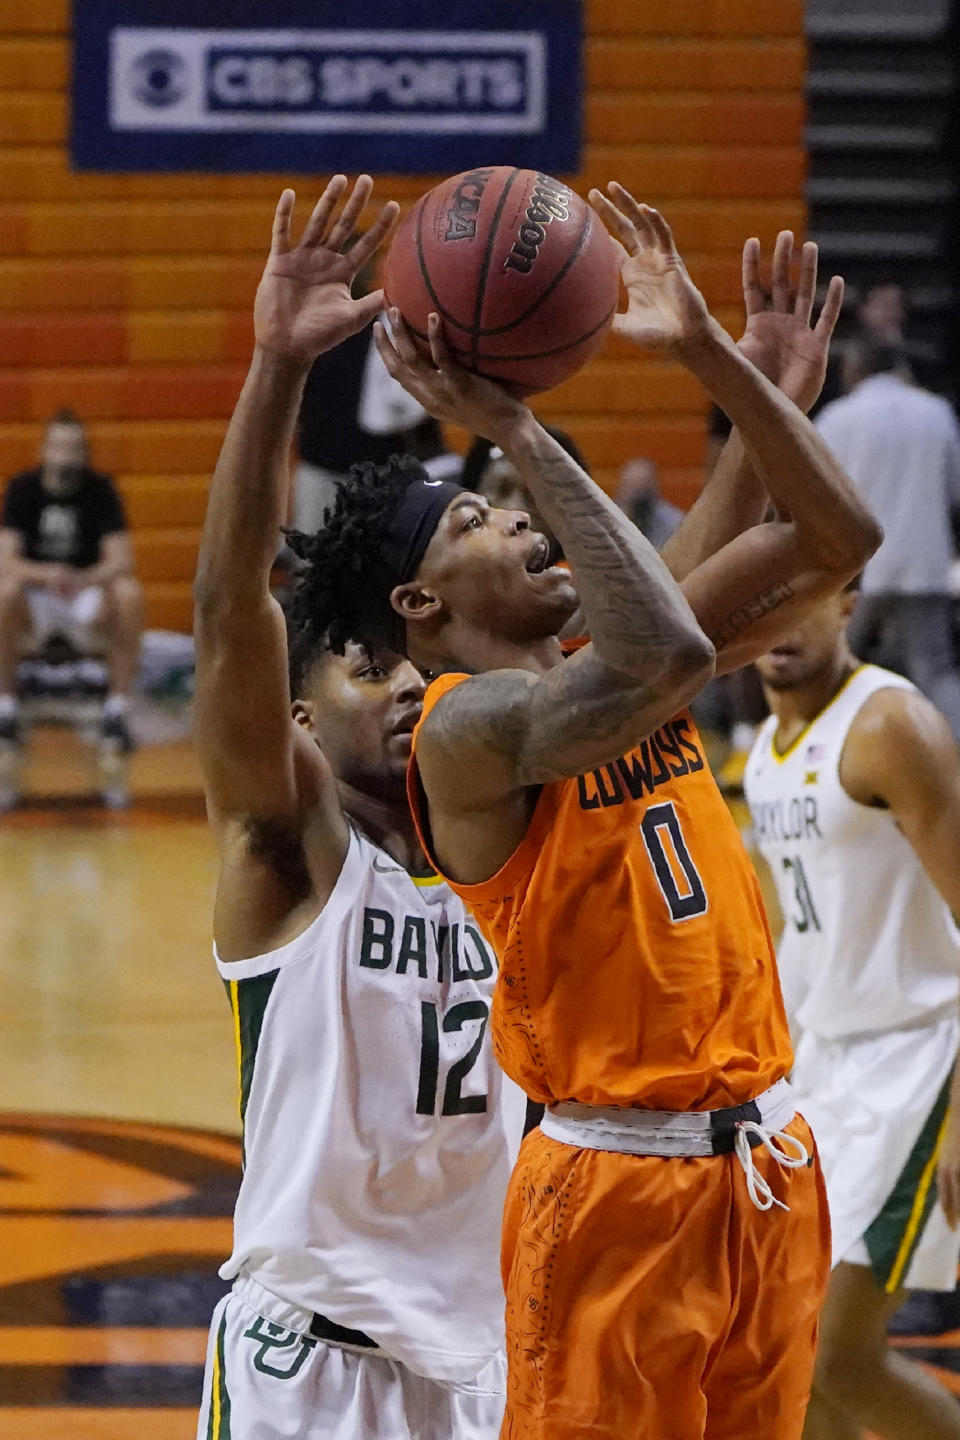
[2, 737, 960, 1434]
[0, 1113, 238, 1429]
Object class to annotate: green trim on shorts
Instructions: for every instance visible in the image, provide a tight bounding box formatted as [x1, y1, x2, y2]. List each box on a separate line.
[863, 1069, 953, 1293]
[206, 1307, 231, 1440]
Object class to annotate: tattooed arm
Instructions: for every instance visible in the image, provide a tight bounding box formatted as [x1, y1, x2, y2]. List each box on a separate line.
[591, 187, 882, 675]
[661, 230, 842, 583]
[675, 323, 880, 674]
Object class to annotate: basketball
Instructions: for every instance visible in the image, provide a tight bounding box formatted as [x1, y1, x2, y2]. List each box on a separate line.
[383, 166, 621, 396]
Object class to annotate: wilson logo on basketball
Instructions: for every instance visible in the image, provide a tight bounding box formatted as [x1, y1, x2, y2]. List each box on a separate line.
[502, 174, 572, 275]
[443, 167, 495, 242]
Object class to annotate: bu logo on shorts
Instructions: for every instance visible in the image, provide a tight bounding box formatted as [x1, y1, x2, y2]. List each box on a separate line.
[242, 1316, 316, 1378]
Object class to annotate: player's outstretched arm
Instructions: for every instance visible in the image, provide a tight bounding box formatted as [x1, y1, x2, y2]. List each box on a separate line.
[839, 688, 960, 1226]
[659, 230, 843, 582]
[375, 314, 714, 793]
[589, 185, 882, 674]
[194, 178, 398, 833]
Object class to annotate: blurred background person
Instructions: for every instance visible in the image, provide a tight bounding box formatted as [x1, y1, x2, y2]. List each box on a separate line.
[815, 337, 960, 739]
[859, 282, 908, 347]
[613, 455, 683, 550]
[0, 408, 143, 756]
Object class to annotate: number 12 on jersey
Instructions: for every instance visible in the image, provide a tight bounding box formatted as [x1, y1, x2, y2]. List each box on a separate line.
[417, 999, 489, 1116]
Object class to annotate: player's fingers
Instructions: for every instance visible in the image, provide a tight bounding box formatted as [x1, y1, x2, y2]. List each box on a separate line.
[642, 205, 678, 257]
[349, 289, 388, 335]
[813, 273, 845, 341]
[588, 189, 641, 254]
[270, 189, 296, 255]
[388, 308, 424, 368]
[608, 183, 661, 250]
[427, 313, 456, 375]
[298, 175, 348, 248]
[742, 237, 766, 315]
[326, 173, 375, 253]
[605, 180, 646, 222]
[373, 320, 404, 379]
[349, 201, 400, 272]
[794, 240, 818, 324]
[770, 230, 793, 312]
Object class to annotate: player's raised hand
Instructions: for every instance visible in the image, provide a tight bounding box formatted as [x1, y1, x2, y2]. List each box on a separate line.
[254, 177, 399, 364]
[588, 183, 711, 354]
[374, 310, 529, 445]
[738, 232, 844, 414]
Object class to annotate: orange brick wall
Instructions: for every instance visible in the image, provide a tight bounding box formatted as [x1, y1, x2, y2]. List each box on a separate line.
[0, 0, 805, 632]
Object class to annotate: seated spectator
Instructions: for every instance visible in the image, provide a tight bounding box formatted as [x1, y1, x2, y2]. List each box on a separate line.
[0, 409, 143, 752]
[461, 425, 589, 564]
[614, 456, 683, 550]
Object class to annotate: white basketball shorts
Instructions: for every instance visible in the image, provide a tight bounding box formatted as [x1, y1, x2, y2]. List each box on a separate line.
[197, 1285, 506, 1440]
[792, 1012, 960, 1292]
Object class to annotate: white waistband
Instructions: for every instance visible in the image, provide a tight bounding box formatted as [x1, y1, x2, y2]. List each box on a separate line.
[540, 1077, 795, 1158]
[232, 1273, 388, 1356]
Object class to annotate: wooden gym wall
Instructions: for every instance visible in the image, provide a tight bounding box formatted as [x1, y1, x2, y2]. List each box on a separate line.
[0, 0, 805, 633]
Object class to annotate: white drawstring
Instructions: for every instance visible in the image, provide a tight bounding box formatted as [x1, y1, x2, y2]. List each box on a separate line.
[734, 1121, 810, 1212]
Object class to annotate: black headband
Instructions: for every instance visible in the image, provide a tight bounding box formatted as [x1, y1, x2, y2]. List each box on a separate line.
[378, 476, 463, 654]
[381, 476, 465, 589]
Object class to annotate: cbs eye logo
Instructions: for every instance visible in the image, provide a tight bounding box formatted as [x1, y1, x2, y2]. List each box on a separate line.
[129, 48, 188, 108]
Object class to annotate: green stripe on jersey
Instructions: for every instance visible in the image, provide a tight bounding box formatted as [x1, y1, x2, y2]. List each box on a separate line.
[224, 969, 279, 1132]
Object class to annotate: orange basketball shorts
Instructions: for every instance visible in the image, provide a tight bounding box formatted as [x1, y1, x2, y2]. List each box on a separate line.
[500, 1116, 830, 1440]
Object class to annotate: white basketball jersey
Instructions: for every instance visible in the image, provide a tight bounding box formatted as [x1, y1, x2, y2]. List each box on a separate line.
[745, 665, 960, 1040]
[216, 826, 528, 1383]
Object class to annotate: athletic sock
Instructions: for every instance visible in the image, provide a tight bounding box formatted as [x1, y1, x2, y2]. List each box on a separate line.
[0, 694, 18, 720]
[103, 694, 128, 719]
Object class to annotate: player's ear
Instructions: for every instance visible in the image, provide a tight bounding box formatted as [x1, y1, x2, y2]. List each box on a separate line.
[840, 585, 860, 623]
[390, 582, 442, 627]
[292, 698, 315, 731]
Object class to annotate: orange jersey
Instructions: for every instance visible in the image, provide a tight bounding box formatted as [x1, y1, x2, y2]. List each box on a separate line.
[409, 673, 793, 1111]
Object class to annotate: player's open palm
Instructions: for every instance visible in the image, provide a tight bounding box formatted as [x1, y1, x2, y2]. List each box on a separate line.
[738, 231, 844, 415]
[588, 183, 711, 353]
[254, 176, 399, 365]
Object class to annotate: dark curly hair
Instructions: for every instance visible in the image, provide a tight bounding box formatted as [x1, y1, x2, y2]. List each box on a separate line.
[285, 453, 428, 697]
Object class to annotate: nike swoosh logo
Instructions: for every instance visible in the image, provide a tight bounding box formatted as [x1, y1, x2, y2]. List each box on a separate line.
[372, 854, 405, 874]
[423, 479, 443, 488]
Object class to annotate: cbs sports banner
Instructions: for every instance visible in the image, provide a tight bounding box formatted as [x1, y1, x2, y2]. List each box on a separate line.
[71, 0, 582, 174]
